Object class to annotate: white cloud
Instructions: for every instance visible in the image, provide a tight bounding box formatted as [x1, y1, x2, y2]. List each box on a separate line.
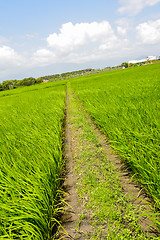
[0, 45, 24, 67]
[33, 48, 56, 65]
[116, 18, 130, 37]
[47, 21, 116, 53]
[136, 19, 160, 44]
[118, 0, 160, 15]
[0, 45, 26, 79]
[117, 26, 127, 36]
[33, 21, 129, 65]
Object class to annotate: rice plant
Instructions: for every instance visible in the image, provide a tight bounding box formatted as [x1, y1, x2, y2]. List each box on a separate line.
[71, 64, 160, 213]
[0, 81, 66, 239]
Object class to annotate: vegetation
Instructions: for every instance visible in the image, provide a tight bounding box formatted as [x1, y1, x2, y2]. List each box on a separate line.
[0, 62, 160, 238]
[121, 62, 128, 68]
[42, 69, 93, 82]
[0, 81, 66, 239]
[66, 87, 152, 239]
[0, 77, 43, 91]
[71, 63, 160, 214]
[0, 69, 94, 92]
[1, 59, 159, 93]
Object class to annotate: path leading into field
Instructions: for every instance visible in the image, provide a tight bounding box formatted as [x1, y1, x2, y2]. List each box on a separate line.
[57, 87, 157, 239]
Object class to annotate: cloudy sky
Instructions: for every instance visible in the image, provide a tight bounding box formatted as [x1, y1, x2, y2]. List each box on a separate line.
[0, 0, 160, 82]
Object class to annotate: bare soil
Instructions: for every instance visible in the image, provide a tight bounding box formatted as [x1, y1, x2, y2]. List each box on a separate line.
[57, 90, 92, 239]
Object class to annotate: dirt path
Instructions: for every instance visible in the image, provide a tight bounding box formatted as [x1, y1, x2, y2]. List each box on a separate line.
[59, 90, 79, 239]
[57, 90, 92, 239]
[57, 87, 157, 239]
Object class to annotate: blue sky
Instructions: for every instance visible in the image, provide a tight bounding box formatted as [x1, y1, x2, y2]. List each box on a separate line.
[0, 0, 160, 82]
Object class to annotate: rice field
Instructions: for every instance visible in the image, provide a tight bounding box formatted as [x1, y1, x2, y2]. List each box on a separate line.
[0, 81, 66, 239]
[0, 63, 160, 238]
[71, 63, 160, 210]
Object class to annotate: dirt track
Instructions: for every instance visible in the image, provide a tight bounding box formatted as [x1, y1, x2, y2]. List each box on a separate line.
[57, 88, 157, 239]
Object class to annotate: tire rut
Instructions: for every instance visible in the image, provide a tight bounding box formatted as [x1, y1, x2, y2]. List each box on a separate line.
[57, 88, 157, 239]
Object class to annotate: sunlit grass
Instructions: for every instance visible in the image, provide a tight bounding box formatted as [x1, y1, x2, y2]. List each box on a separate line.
[67, 87, 152, 239]
[0, 82, 66, 239]
[71, 64, 160, 214]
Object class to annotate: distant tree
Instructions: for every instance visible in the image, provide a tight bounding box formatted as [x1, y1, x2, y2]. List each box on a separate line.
[13, 80, 22, 88]
[11, 80, 18, 89]
[121, 62, 128, 68]
[20, 77, 36, 86]
[35, 77, 43, 84]
[0, 83, 3, 91]
[2, 80, 13, 90]
[128, 63, 133, 67]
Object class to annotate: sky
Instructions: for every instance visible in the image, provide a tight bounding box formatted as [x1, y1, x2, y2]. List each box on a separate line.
[0, 0, 160, 82]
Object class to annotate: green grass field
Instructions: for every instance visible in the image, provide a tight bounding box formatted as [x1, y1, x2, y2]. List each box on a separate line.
[71, 64, 160, 210]
[0, 63, 160, 238]
[0, 81, 66, 239]
[66, 87, 151, 239]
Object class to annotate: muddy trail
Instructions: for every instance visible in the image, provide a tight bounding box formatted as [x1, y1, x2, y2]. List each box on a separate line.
[57, 88, 158, 239]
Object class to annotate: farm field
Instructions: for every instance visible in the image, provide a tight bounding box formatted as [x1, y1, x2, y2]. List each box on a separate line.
[59, 85, 154, 239]
[71, 63, 160, 211]
[0, 63, 160, 239]
[0, 81, 66, 239]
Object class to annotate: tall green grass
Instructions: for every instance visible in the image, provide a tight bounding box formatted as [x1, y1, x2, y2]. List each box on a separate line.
[71, 64, 160, 208]
[0, 82, 66, 239]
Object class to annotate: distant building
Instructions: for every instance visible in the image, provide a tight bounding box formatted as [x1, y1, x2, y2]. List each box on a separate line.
[128, 56, 159, 64]
[128, 58, 147, 64]
[147, 56, 157, 61]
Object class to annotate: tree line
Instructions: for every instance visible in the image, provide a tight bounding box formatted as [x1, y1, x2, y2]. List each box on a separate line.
[0, 69, 94, 92]
[42, 69, 93, 81]
[0, 77, 43, 91]
[1, 60, 160, 92]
